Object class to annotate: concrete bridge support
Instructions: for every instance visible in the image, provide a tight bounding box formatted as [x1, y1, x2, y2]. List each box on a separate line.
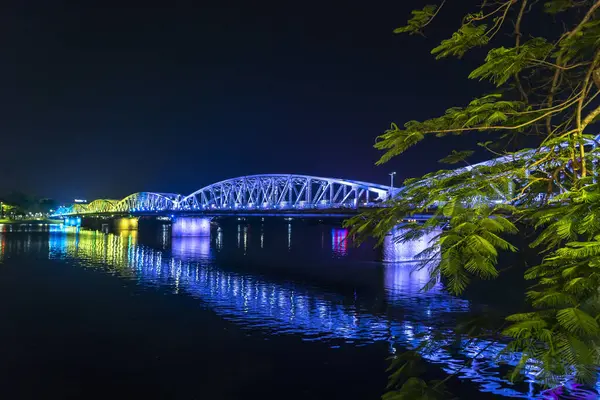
[63, 216, 81, 227]
[172, 217, 211, 237]
[81, 217, 106, 231]
[382, 227, 442, 263]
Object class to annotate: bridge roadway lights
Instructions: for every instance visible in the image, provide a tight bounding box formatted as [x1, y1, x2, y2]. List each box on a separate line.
[172, 217, 211, 237]
[115, 217, 139, 231]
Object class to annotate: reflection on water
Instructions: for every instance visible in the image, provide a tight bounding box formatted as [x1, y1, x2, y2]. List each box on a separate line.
[48, 228, 469, 342]
[0, 234, 4, 262]
[48, 229, 510, 397]
[331, 228, 348, 257]
[172, 236, 212, 261]
[0, 223, 63, 233]
[0, 224, 61, 257]
[3, 223, 599, 398]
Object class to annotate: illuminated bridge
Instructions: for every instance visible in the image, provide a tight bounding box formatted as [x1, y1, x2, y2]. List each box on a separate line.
[52, 174, 393, 218]
[53, 143, 562, 221]
[53, 134, 600, 222]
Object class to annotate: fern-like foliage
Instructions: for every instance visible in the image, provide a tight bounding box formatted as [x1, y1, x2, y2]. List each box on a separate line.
[375, 94, 525, 164]
[393, 5, 438, 36]
[557, 20, 600, 64]
[358, 0, 600, 397]
[544, 0, 574, 14]
[469, 38, 553, 86]
[431, 24, 489, 59]
[382, 350, 453, 400]
[347, 159, 520, 295]
[438, 150, 474, 164]
[494, 183, 600, 383]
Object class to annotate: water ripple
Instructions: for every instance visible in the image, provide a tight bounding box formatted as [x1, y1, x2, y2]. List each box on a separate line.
[2, 224, 596, 399]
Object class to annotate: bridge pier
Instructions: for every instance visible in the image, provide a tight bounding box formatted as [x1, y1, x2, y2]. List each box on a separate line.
[382, 227, 441, 262]
[63, 216, 81, 227]
[172, 217, 211, 237]
[80, 217, 107, 231]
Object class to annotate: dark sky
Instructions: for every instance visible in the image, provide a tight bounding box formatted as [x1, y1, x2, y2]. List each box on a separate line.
[1, 0, 483, 202]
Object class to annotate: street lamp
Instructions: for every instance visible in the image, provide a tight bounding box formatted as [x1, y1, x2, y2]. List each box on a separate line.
[389, 172, 396, 198]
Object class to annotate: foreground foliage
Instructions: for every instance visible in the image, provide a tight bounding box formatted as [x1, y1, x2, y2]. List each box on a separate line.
[347, 0, 600, 397]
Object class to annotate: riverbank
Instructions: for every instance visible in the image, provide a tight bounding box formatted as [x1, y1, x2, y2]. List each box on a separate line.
[0, 219, 62, 225]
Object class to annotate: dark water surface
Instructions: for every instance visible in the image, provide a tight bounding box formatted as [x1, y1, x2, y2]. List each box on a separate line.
[0, 222, 597, 399]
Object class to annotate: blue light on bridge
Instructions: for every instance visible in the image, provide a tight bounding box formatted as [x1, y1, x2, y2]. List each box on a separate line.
[50, 174, 395, 218]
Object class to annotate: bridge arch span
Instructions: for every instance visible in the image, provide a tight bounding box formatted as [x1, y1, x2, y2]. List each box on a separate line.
[180, 174, 390, 211]
[112, 192, 181, 213]
[85, 199, 119, 214]
[51, 175, 392, 217]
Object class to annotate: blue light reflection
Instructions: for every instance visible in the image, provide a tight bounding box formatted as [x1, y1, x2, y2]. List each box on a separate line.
[46, 229, 599, 399]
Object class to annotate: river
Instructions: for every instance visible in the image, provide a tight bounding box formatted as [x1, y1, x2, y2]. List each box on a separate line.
[0, 221, 597, 399]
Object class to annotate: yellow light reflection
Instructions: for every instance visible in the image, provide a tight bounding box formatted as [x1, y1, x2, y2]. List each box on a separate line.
[0, 233, 5, 262]
[117, 217, 138, 231]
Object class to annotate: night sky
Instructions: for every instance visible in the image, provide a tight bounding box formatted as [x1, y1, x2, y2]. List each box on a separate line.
[1, 1, 483, 202]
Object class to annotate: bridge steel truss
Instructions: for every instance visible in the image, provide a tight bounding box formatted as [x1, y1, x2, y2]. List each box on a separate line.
[113, 192, 182, 213]
[51, 175, 391, 217]
[50, 135, 600, 218]
[181, 175, 389, 211]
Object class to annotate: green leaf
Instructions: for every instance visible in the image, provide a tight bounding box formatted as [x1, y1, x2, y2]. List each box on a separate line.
[486, 111, 508, 124]
[439, 150, 474, 164]
[506, 312, 542, 322]
[473, 234, 498, 257]
[469, 39, 552, 86]
[544, 0, 574, 14]
[394, 5, 438, 36]
[503, 319, 548, 338]
[531, 292, 577, 308]
[432, 24, 489, 59]
[556, 308, 600, 336]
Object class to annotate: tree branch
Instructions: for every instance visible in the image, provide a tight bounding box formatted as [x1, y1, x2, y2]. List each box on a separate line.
[582, 105, 600, 131]
[546, 0, 600, 135]
[514, 0, 529, 102]
[486, 1, 514, 39]
[566, 0, 600, 41]
[576, 51, 600, 177]
[421, 0, 447, 30]
[527, 59, 590, 71]
[397, 96, 581, 138]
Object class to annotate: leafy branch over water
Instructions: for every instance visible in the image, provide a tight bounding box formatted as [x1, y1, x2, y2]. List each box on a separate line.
[346, 0, 600, 397]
